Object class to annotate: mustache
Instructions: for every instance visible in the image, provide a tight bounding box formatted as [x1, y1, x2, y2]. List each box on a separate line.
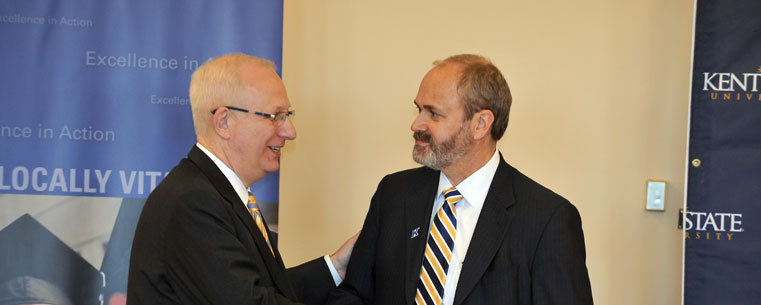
[413, 131, 431, 143]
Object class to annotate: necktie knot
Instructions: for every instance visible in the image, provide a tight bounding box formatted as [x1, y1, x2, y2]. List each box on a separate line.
[443, 187, 463, 206]
[247, 194, 261, 210]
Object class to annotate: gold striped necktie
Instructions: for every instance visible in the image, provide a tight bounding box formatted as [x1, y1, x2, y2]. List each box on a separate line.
[248, 193, 274, 257]
[415, 187, 463, 305]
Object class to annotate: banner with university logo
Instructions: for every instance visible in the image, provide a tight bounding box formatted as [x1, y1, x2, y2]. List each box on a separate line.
[0, 1, 283, 304]
[684, 0, 761, 303]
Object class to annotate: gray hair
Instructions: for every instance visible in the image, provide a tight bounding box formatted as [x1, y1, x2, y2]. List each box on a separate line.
[434, 54, 512, 140]
[189, 53, 276, 137]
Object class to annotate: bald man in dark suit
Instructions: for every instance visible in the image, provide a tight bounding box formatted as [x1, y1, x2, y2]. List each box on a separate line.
[128, 53, 355, 305]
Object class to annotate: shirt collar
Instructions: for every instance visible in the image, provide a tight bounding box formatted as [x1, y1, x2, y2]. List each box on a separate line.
[438, 149, 500, 209]
[196, 142, 249, 205]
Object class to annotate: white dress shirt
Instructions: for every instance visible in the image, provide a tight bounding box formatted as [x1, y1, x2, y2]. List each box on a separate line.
[429, 149, 500, 305]
[195, 143, 342, 285]
[196, 143, 249, 205]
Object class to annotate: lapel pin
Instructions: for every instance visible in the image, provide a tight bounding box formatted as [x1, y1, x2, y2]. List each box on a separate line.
[411, 227, 420, 239]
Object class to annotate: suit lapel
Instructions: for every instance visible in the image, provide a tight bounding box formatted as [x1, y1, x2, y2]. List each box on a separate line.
[404, 169, 440, 304]
[187, 146, 296, 299]
[231, 198, 297, 298]
[453, 156, 516, 305]
[258, 214, 298, 299]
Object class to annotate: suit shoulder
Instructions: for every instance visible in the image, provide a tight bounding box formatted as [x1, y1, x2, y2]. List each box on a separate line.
[143, 158, 220, 210]
[148, 158, 199, 194]
[379, 166, 437, 186]
[505, 163, 573, 210]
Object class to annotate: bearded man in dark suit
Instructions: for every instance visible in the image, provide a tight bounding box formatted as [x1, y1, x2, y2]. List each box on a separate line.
[328, 54, 593, 305]
[128, 53, 355, 305]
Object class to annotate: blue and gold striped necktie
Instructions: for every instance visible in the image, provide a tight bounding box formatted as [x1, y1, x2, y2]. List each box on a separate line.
[248, 193, 274, 257]
[415, 187, 463, 305]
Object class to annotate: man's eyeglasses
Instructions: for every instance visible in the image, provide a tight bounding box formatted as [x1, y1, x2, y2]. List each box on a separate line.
[211, 106, 295, 126]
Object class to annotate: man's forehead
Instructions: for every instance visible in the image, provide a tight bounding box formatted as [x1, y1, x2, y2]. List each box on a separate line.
[241, 63, 280, 86]
[241, 67, 291, 110]
[422, 65, 462, 92]
[419, 68, 461, 99]
[429, 62, 464, 80]
[268, 98, 292, 111]
[247, 90, 290, 111]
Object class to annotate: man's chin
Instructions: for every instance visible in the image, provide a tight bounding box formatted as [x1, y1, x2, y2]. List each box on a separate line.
[260, 161, 281, 175]
[413, 153, 439, 170]
[413, 145, 429, 156]
[412, 150, 426, 165]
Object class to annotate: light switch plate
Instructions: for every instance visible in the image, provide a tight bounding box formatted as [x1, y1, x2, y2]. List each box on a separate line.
[646, 180, 666, 211]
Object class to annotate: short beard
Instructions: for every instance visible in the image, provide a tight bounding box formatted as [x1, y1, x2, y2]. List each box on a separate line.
[412, 124, 472, 170]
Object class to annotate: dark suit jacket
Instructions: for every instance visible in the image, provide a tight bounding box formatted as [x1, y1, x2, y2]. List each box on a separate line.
[327, 155, 593, 305]
[127, 146, 334, 305]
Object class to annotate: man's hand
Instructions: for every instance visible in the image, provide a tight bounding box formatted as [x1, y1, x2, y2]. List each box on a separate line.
[329, 232, 360, 279]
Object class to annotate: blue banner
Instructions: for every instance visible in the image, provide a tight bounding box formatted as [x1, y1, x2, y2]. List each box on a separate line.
[0, 0, 283, 201]
[685, 0, 761, 303]
[0, 1, 283, 304]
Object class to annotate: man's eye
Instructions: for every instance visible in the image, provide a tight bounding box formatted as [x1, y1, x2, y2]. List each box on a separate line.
[430, 112, 439, 118]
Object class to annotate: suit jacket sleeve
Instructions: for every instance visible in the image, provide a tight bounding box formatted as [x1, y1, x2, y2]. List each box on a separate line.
[164, 190, 305, 305]
[531, 201, 593, 305]
[325, 176, 388, 305]
[287, 257, 336, 305]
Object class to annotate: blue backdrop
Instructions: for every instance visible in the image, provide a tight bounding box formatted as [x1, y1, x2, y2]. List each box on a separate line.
[0, 0, 282, 200]
[0, 1, 283, 304]
[685, 0, 761, 303]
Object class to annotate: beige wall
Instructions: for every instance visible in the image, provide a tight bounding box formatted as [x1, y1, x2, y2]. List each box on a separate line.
[279, 1, 694, 304]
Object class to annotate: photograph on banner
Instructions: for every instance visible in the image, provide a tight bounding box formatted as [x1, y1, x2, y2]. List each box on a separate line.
[0, 194, 129, 305]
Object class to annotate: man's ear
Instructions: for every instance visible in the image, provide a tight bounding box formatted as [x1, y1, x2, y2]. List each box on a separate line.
[212, 107, 234, 140]
[472, 109, 494, 141]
